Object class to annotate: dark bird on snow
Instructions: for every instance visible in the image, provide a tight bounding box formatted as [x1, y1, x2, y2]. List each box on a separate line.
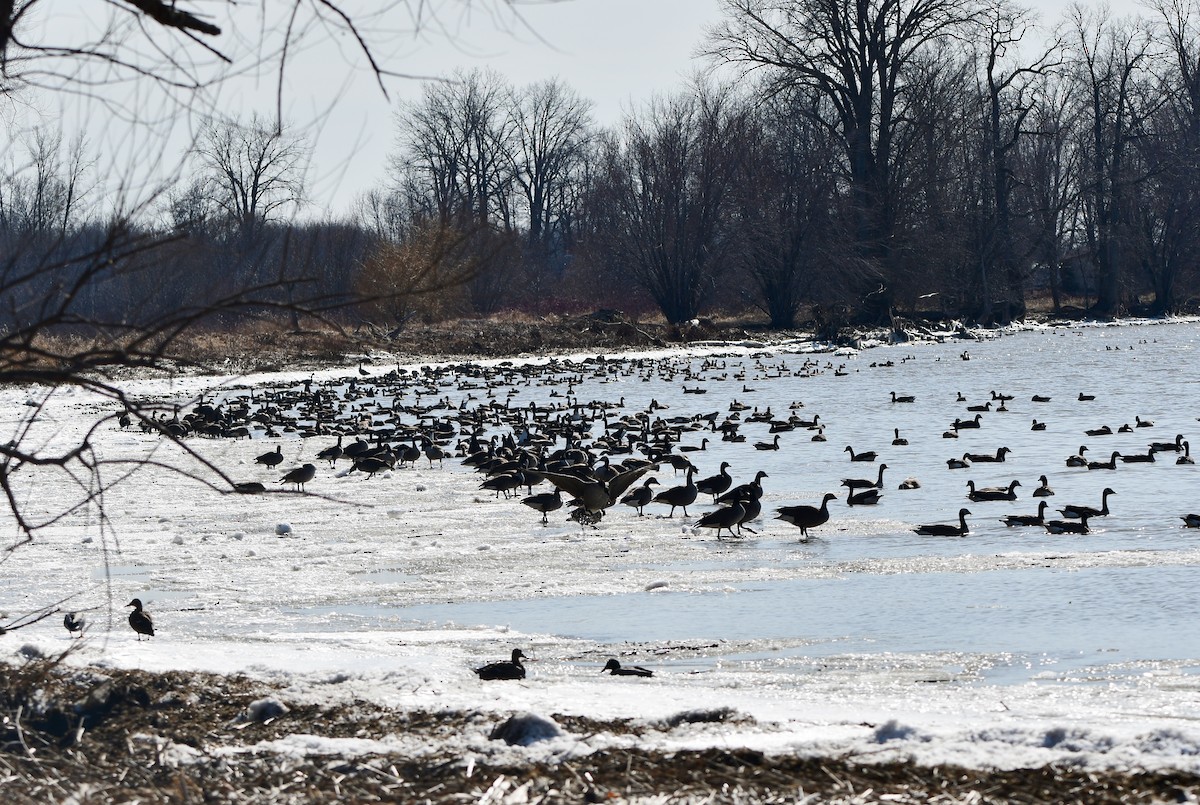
[278, 463, 316, 490]
[255, 445, 284, 468]
[63, 612, 85, 638]
[602, 658, 653, 677]
[475, 648, 527, 680]
[127, 598, 154, 640]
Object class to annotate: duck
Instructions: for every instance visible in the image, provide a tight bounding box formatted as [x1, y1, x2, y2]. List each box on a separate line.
[278, 463, 316, 490]
[541, 464, 656, 520]
[695, 462, 733, 501]
[914, 508, 971, 537]
[1086, 451, 1121, 470]
[966, 479, 1020, 502]
[841, 463, 887, 491]
[1065, 446, 1089, 467]
[475, 648, 527, 680]
[602, 658, 653, 677]
[255, 445, 284, 468]
[892, 428, 908, 446]
[63, 612, 85, 639]
[521, 488, 563, 524]
[620, 477, 660, 516]
[1003, 501, 1049, 527]
[1058, 487, 1116, 519]
[1031, 475, 1054, 497]
[775, 493, 837, 540]
[964, 447, 1011, 463]
[126, 598, 154, 640]
[1045, 514, 1091, 534]
[653, 467, 698, 517]
[844, 445, 877, 462]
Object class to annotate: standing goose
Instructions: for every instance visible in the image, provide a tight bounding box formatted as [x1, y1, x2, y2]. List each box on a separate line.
[1058, 487, 1116, 519]
[620, 477, 660, 516]
[278, 463, 316, 491]
[695, 462, 733, 502]
[775, 493, 837, 540]
[1003, 501, 1049, 527]
[521, 488, 563, 524]
[475, 648, 527, 680]
[126, 598, 154, 640]
[316, 435, 344, 466]
[1032, 475, 1055, 497]
[540, 464, 655, 520]
[841, 463, 888, 491]
[718, 470, 768, 506]
[844, 445, 877, 462]
[255, 445, 284, 468]
[694, 499, 746, 539]
[914, 508, 971, 537]
[653, 467, 698, 517]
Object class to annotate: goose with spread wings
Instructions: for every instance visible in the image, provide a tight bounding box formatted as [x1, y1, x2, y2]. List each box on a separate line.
[539, 463, 656, 521]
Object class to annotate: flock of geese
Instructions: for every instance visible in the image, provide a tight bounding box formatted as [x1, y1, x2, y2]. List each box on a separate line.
[132, 349, 1198, 544]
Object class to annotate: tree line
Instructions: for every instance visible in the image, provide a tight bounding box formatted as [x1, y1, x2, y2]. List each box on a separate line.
[5, 0, 1200, 340]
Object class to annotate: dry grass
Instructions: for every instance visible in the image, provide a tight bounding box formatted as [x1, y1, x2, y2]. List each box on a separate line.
[3, 660, 1198, 804]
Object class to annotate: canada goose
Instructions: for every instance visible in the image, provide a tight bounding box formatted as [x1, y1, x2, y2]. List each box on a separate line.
[620, 477, 660, 516]
[847, 488, 882, 506]
[63, 612, 85, 639]
[1136, 415, 1154, 428]
[952, 414, 983, 430]
[966, 401, 992, 413]
[1119, 450, 1155, 463]
[842, 464, 887, 491]
[1066, 446, 1089, 467]
[316, 435, 344, 466]
[717, 470, 768, 505]
[892, 428, 908, 446]
[1086, 451, 1120, 470]
[1118, 423, 1133, 433]
[1031, 420, 1046, 431]
[522, 488, 562, 524]
[475, 649, 527, 680]
[1085, 425, 1112, 437]
[891, 392, 915, 403]
[653, 467, 698, 517]
[696, 462, 733, 501]
[1031, 394, 1052, 403]
[915, 508, 971, 537]
[1032, 475, 1054, 497]
[1003, 501, 1049, 527]
[844, 445, 877, 462]
[541, 464, 655, 519]
[278, 463, 316, 491]
[695, 499, 747, 539]
[678, 438, 708, 453]
[480, 471, 524, 498]
[755, 435, 781, 451]
[1149, 434, 1185, 453]
[775, 493, 837, 539]
[966, 479, 1020, 502]
[964, 447, 1011, 463]
[126, 598, 154, 640]
[255, 445, 284, 468]
[1059, 487, 1116, 519]
[1045, 514, 1091, 534]
[1078, 392, 1095, 401]
[947, 456, 970, 470]
[811, 425, 827, 442]
[1178, 442, 1194, 465]
[1181, 513, 1200, 528]
[602, 658, 653, 677]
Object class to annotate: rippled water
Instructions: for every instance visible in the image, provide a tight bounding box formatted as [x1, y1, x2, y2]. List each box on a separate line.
[382, 321, 1200, 678]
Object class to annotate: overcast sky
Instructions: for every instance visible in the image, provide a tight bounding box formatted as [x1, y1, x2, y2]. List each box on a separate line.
[19, 0, 1146, 219]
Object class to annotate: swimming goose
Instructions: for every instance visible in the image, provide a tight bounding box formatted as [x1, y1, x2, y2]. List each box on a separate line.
[1045, 514, 1091, 534]
[1149, 434, 1185, 453]
[967, 479, 1020, 502]
[892, 428, 908, 446]
[1031, 420, 1046, 431]
[1085, 425, 1112, 437]
[475, 649, 527, 680]
[775, 493, 837, 539]
[755, 435, 781, 451]
[1136, 415, 1155, 428]
[695, 462, 733, 501]
[1178, 442, 1194, 465]
[842, 464, 887, 491]
[966, 401, 992, 413]
[891, 392, 915, 403]
[1182, 513, 1200, 528]
[602, 658, 653, 677]
[964, 447, 1011, 463]
[620, 477, 660, 516]
[952, 414, 983, 430]
[1065, 446, 1089, 467]
[1032, 475, 1054, 497]
[1086, 451, 1121, 470]
[1031, 394, 1052, 403]
[1058, 487, 1116, 519]
[1119, 450, 1155, 463]
[127, 598, 154, 640]
[844, 445, 877, 462]
[915, 508, 971, 537]
[653, 467, 698, 517]
[1078, 392, 1095, 401]
[947, 456, 970, 469]
[847, 488, 882, 506]
[1003, 501, 1049, 527]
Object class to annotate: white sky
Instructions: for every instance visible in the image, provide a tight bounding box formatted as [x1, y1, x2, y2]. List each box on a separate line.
[15, 0, 1145, 219]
